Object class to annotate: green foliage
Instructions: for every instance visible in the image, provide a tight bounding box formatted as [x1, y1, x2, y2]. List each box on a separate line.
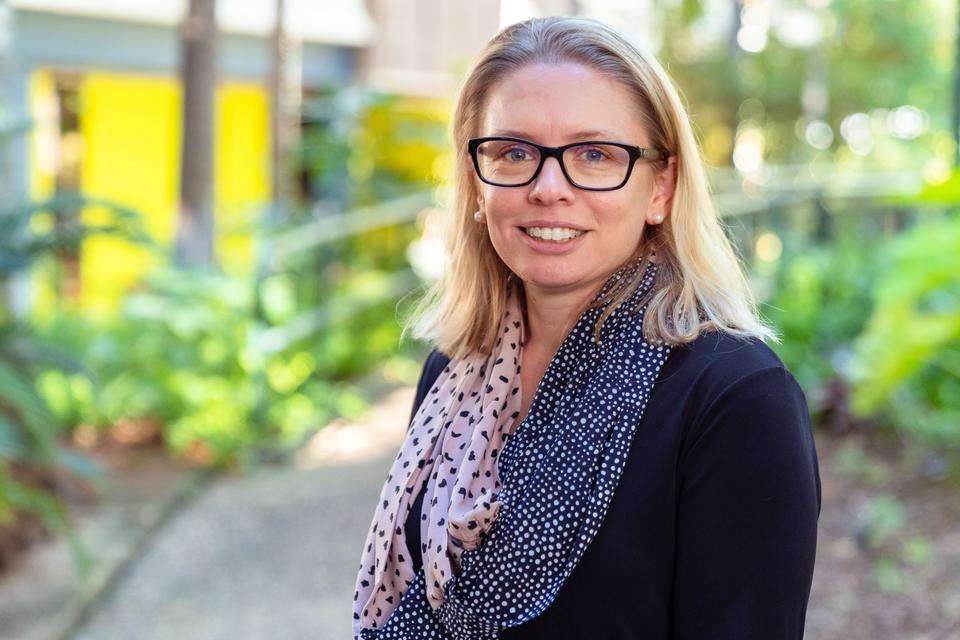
[762, 219, 883, 397]
[34, 260, 427, 469]
[762, 208, 960, 451]
[661, 0, 950, 167]
[0, 349, 95, 578]
[299, 87, 448, 208]
[907, 166, 960, 206]
[848, 213, 960, 449]
[0, 192, 156, 279]
[825, 0, 949, 121]
[37, 268, 312, 468]
[0, 178, 152, 576]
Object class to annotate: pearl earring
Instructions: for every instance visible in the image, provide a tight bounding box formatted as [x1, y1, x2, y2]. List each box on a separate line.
[474, 210, 483, 222]
[652, 213, 664, 223]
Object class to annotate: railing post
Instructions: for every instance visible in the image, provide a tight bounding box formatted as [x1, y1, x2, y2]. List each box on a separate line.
[813, 189, 832, 243]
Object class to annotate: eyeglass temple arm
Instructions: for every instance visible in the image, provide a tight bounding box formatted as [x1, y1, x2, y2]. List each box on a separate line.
[640, 147, 668, 160]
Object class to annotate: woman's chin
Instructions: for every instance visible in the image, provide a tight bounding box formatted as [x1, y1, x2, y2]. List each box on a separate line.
[517, 265, 590, 292]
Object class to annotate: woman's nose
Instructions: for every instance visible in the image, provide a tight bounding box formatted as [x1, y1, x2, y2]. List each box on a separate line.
[529, 157, 574, 204]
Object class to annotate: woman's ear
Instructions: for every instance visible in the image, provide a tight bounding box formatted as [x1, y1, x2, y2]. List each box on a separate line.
[649, 155, 678, 214]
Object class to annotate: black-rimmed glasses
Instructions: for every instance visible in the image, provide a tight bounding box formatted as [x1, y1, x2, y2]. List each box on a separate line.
[468, 136, 667, 191]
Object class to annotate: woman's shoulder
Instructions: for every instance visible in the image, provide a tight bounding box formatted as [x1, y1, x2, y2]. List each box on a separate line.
[668, 332, 821, 519]
[421, 347, 452, 382]
[410, 348, 453, 420]
[663, 329, 793, 391]
[656, 329, 807, 425]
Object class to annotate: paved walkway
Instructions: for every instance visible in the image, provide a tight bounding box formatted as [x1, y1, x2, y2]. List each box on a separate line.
[68, 385, 417, 640]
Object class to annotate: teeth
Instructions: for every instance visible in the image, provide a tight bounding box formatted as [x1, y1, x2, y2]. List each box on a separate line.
[525, 227, 584, 242]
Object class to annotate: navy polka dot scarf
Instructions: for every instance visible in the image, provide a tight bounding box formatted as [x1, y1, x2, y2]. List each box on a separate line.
[354, 257, 670, 639]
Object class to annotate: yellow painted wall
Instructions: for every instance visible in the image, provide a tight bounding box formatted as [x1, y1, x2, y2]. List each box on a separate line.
[215, 83, 270, 276]
[79, 71, 182, 318]
[28, 68, 271, 318]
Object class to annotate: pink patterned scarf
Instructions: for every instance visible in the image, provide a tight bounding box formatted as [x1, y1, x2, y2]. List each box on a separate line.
[353, 286, 526, 627]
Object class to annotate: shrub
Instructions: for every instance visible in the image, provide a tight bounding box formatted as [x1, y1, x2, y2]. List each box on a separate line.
[848, 213, 960, 450]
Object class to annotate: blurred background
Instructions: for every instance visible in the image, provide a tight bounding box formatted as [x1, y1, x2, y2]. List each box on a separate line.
[0, 0, 957, 638]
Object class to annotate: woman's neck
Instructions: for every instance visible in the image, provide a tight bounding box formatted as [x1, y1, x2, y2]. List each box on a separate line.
[520, 279, 604, 356]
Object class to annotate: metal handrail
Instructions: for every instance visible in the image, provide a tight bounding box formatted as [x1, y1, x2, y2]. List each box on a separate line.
[711, 167, 924, 217]
[266, 190, 434, 267]
[254, 269, 421, 355]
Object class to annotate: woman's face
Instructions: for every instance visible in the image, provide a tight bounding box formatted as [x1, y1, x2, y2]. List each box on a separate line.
[475, 62, 676, 296]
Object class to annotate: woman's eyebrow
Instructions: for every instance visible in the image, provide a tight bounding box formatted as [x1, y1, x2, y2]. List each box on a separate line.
[487, 129, 535, 139]
[490, 129, 623, 142]
[486, 129, 625, 142]
[568, 129, 622, 140]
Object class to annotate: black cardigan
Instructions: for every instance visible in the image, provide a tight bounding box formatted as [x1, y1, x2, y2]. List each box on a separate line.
[403, 330, 821, 639]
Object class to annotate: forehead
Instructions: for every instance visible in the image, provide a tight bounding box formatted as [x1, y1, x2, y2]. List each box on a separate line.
[481, 62, 647, 145]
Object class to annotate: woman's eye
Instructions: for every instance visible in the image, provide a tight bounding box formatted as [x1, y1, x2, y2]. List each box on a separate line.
[582, 148, 606, 161]
[505, 148, 530, 161]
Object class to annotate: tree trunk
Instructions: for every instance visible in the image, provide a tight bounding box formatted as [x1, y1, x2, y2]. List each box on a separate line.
[727, 0, 744, 168]
[269, 0, 302, 215]
[175, 0, 217, 268]
[953, 0, 960, 168]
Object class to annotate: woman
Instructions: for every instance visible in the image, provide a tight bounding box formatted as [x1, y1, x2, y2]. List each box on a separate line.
[353, 15, 821, 640]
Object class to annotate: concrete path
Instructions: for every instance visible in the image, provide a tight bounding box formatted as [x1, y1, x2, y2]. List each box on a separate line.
[0, 444, 210, 640]
[68, 385, 417, 640]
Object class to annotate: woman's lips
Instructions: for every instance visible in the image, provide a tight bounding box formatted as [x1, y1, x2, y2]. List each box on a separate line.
[516, 226, 589, 255]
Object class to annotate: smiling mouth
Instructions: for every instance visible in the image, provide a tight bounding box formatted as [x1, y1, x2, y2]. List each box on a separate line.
[518, 226, 588, 243]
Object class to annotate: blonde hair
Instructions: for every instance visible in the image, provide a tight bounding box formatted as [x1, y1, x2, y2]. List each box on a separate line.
[402, 16, 779, 360]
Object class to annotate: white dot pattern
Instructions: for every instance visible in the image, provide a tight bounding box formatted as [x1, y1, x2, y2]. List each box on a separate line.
[353, 258, 670, 639]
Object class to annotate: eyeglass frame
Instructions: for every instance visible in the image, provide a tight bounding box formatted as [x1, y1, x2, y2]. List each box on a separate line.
[467, 135, 669, 192]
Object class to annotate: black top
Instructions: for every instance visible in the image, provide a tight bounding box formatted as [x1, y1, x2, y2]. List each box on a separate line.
[404, 330, 821, 639]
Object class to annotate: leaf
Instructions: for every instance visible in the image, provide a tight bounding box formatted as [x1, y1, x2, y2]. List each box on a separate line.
[0, 359, 59, 461]
[53, 445, 108, 485]
[0, 415, 28, 461]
